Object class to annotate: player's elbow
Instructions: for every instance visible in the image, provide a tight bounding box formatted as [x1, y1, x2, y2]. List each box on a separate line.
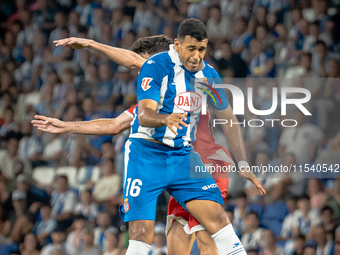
[129, 58, 142, 70]
[110, 122, 122, 135]
[138, 111, 147, 126]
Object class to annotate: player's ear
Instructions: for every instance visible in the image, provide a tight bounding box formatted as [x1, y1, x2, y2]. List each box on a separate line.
[174, 39, 181, 51]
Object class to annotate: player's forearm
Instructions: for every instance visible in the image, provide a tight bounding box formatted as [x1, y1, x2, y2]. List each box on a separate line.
[214, 108, 247, 162]
[138, 108, 168, 128]
[222, 120, 247, 162]
[88, 40, 144, 70]
[66, 119, 123, 135]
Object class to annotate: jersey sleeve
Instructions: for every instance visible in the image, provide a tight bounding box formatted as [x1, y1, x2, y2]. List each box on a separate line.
[208, 68, 229, 111]
[124, 104, 137, 118]
[137, 60, 163, 103]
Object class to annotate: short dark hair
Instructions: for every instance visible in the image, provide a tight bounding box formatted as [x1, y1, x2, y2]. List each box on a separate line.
[286, 195, 299, 202]
[56, 175, 68, 183]
[211, 5, 221, 11]
[78, 25, 88, 35]
[321, 205, 333, 214]
[256, 24, 269, 33]
[247, 211, 259, 219]
[41, 203, 52, 209]
[177, 18, 207, 42]
[131, 35, 173, 56]
[315, 40, 327, 48]
[222, 39, 231, 46]
[311, 20, 320, 27]
[296, 233, 306, 241]
[4, 106, 14, 114]
[73, 214, 86, 221]
[301, 52, 312, 60]
[81, 188, 92, 195]
[13, 20, 24, 30]
[299, 194, 310, 201]
[52, 224, 65, 233]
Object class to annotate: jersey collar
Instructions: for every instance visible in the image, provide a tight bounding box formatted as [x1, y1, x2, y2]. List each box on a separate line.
[168, 44, 182, 66]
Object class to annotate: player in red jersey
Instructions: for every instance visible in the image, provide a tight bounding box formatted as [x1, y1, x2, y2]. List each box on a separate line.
[32, 36, 265, 255]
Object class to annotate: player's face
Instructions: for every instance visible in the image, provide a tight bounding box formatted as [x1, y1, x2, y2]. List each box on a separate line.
[174, 36, 208, 71]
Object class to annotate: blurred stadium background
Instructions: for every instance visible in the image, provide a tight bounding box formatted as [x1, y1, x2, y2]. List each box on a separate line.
[0, 0, 340, 254]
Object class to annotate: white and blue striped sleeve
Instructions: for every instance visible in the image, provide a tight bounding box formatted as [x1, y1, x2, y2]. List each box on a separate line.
[136, 61, 162, 103]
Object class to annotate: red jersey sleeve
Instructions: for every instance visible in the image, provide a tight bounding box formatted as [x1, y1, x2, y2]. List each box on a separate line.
[124, 104, 137, 118]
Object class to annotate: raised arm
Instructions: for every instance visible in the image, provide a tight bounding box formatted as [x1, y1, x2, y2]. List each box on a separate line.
[138, 99, 188, 135]
[213, 105, 266, 195]
[31, 111, 132, 135]
[53, 37, 146, 70]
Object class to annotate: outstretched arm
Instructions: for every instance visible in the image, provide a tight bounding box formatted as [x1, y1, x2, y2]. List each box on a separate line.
[31, 112, 133, 135]
[213, 105, 266, 195]
[54, 37, 146, 70]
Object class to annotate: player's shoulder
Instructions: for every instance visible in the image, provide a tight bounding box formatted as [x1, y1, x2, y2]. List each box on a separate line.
[202, 61, 219, 78]
[146, 51, 171, 66]
[140, 52, 172, 73]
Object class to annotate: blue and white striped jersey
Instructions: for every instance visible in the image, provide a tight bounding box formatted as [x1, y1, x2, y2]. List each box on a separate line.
[130, 45, 229, 148]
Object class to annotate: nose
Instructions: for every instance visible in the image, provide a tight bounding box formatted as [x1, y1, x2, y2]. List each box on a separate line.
[192, 50, 199, 61]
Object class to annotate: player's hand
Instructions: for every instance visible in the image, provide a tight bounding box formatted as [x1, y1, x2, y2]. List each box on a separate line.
[239, 167, 266, 195]
[31, 115, 68, 133]
[165, 112, 188, 135]
[53, 37, 92, 49]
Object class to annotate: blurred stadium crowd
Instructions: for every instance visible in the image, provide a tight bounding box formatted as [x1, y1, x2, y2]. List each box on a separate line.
[0, 0, 340, 254]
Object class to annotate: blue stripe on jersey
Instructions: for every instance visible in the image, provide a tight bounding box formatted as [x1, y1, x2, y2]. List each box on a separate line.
[130, 47, 229, 148]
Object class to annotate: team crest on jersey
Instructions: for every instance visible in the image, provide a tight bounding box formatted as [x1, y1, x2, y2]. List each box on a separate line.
[141, 77, 153, 91]
[123, 198, 129, 212]
[199, 77, 209, 88]
[196, 77, 222, 107]
[174, 91, 202, 112]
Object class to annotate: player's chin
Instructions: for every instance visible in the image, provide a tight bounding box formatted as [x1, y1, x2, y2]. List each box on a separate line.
[187, 62, 199, 71]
